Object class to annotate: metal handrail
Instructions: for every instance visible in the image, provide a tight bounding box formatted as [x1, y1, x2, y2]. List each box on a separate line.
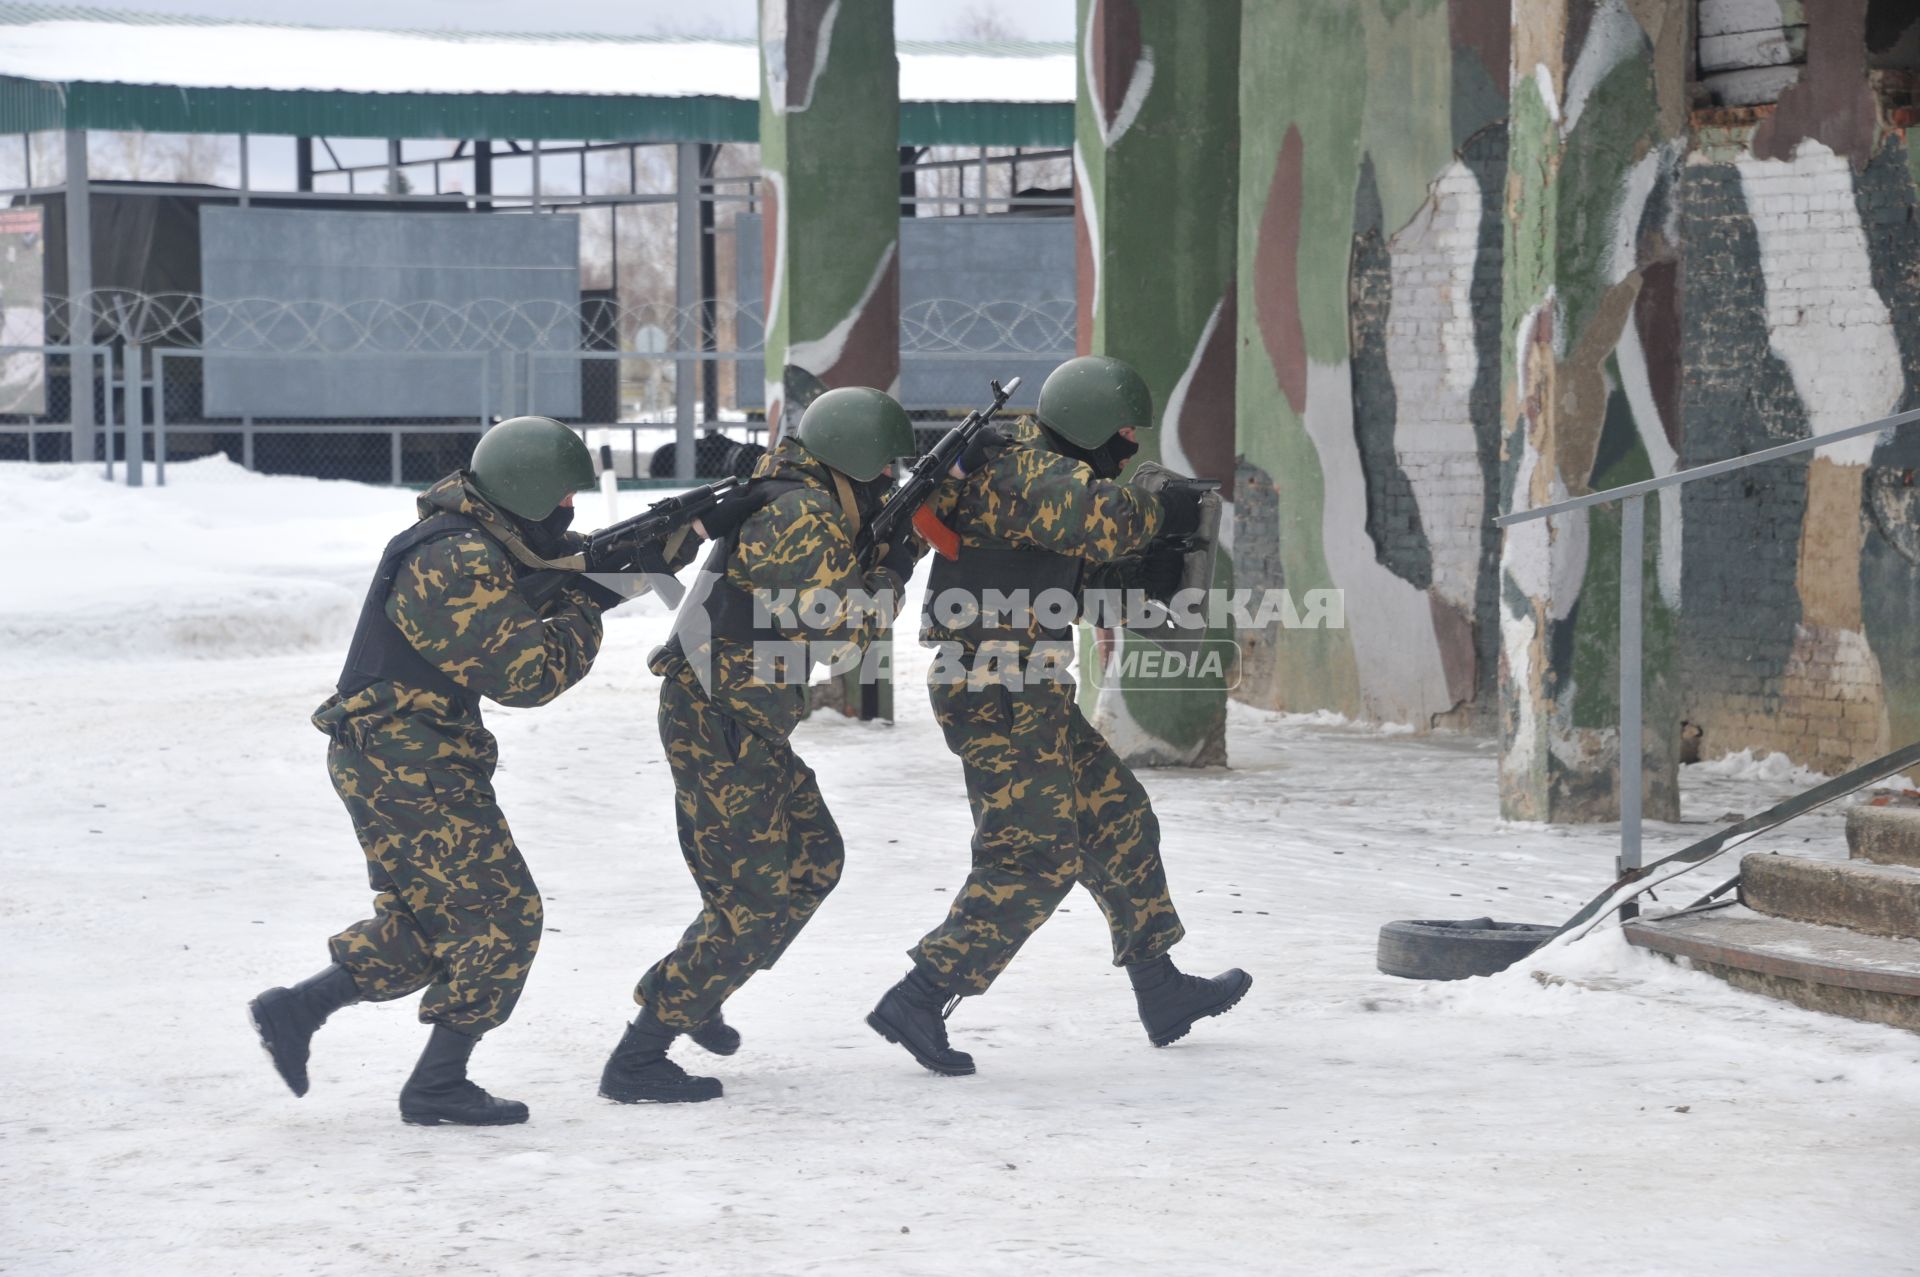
[1492, 404, 1920, 893]
[1495, 406, 1920, 527]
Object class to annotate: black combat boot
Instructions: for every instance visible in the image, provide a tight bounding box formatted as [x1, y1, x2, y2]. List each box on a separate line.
[1127, 955, 1252, 1047]
[248, 963, 362, 1097]
[867, 968, 976, 1076]
[599, 1008, 724, 1103]
[397, 1024, 529, 1126]
[688, 1011, 741, 1056]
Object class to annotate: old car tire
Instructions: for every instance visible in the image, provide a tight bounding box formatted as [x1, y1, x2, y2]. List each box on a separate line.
[1376, 918, 1558, 981]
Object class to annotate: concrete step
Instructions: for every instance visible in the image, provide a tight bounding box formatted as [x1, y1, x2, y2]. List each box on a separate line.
[1848, 797, 1920, 869]
[1741, 851, 1920, 941]
[1625, 907, 1920, 1033]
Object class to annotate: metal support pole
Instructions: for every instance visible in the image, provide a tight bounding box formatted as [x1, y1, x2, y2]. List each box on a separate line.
[1619, 495, 1645, 890]
[390, 430, 403, 486]
[242, 417, 254, 470]
[239, 133, 250, 206]
[64, 128, 94, 466]
[387, 138, 402, 195]
[699, 142, 719, 423]
[674, 141, 699, 483]
[123, 341, 143, 487]
[153, 350, 166, 485]
[100, 346, 114, 480]
[531, 138, 542, 213]
[295, 137, 313, 192]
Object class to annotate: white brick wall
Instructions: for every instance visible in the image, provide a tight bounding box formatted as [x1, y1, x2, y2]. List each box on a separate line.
[1736, 141, 1902, 464]
[1385, 160, 1487, 613]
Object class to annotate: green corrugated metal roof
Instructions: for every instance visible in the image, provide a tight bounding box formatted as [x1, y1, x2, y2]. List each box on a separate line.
[0, 78, 766, 143]
[0, 4, 1074, 145]
[0, 77, 1072, 145]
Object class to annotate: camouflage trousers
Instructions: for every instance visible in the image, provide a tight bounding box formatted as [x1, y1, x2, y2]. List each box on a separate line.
[912, 678, 1185, 994]
[324, 740, 542, 1033]
[637, 663, 845, 1030]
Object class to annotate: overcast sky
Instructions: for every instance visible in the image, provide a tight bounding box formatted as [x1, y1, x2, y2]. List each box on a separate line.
[92, 0, 1076, 41]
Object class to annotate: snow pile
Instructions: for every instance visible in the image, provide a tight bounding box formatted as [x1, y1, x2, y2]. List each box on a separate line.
[1691, 745, 1829, 787]
[0, 459, 405, 660]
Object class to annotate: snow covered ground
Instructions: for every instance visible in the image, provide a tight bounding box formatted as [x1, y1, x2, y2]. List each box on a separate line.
[3, 459, 1918, 1276]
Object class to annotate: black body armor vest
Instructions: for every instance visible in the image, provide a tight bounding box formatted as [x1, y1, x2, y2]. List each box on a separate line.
[335, 512, 488, 712]
[925, 543, 1085, 645]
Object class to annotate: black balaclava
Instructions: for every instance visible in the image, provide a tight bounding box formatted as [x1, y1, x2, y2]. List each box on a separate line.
[1039, 423, 1139, 480]
[853, 473, 895, 518]
[515, 502, 577, 560]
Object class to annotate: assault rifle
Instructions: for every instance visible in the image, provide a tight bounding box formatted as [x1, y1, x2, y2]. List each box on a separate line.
[858, 375, 1021, 563]
[523, 439, 766, 609]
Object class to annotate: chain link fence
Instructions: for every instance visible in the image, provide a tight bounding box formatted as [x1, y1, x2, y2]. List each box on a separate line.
[7, 291, 1073, 486]
[0, 343, 115, 465]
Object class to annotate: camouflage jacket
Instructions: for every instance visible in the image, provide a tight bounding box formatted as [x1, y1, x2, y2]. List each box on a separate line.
[312, 473, 608, 774]
[921, 415, 1164, 654]
[653, 437, 900, 741]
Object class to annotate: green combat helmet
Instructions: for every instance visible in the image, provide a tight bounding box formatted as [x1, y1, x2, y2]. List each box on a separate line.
[1036, 355, 1153, 449]
[795, 387, 916, 482]
[469, 416, 598, 520]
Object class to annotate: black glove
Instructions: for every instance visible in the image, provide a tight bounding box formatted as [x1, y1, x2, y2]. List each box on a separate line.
[699, 486, 763, 541]
[587, 526, 702, 575]
[1137, 543, 1186, 599]
[1154, 477, 1210, 539]
[956, 427, 1011, 476]
[584, 535, 632, 574]
[874, 521, 924, 584]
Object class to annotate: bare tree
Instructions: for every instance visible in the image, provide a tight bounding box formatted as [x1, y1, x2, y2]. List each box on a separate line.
[950, 1, 1024, 42]
[85, 131, 237, 185]
[167, 133, 237, 186]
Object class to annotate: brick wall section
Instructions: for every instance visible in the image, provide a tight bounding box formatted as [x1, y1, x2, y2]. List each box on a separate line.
[1678, 158, 1812, 765]
[1382, 158, 1484, 610]
[1679, 139, 1920, 775]
[1230, 459, 1285, 697]
[1854, 136, 1920, 752]
[1349, 157, 1434, 593]
[1346, 127, 1508, 725]
[1461, 124, 1510, 723]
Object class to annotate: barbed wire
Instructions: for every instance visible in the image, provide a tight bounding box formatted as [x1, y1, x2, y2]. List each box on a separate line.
[899, 298, 1076, 355]
[44, 292, 1078, 356]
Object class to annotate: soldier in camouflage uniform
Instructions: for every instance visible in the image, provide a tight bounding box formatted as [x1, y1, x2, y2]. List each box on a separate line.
[599, 387, 922, 1104]
[249, 416, 683, 1126]
[867, 356, 1252, 1076]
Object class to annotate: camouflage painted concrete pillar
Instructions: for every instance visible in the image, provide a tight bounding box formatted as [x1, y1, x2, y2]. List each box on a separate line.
[1499, 0, 1689, 822]
[1074, 0, 1239, 768]
[758, 0, 900, 435]
[1234, 1, 1512, 733]
[759, 0, 901, 720]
